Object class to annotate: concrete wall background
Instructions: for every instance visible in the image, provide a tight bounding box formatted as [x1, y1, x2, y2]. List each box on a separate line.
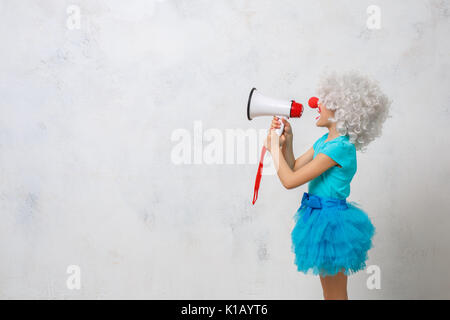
[0, 0, 449, 299]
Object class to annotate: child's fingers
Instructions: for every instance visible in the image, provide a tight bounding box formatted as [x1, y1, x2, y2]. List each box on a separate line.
[270, 124, 280, 130]
[281, 118, 291, 130]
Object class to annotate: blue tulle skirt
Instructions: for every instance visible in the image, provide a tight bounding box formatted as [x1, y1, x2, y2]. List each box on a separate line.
[291, 192, 375, 277]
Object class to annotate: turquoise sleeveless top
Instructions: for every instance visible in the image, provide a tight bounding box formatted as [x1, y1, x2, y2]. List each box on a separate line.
[308, 132, 357, 200]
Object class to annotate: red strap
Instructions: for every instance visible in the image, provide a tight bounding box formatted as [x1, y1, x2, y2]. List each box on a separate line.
[252, 146, 267, 205]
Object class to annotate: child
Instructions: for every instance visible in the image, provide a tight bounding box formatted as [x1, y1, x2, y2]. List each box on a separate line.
[264, 71, 391, 300]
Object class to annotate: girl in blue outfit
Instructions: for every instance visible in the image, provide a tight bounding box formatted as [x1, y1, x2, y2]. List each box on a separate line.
[265, 71, 390, 299]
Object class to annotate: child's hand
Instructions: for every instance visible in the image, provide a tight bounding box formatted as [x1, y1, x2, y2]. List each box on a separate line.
[271, 116, 293, 148]
[264, 127, 281, 153]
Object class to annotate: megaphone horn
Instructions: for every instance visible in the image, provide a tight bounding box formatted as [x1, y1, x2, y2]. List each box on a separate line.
[247, 88, 304, 136]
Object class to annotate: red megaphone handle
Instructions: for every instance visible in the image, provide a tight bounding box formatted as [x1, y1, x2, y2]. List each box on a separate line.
[252, 146, 267, 205]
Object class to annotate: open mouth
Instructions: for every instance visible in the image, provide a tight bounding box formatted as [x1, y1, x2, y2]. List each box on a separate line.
[315, 106, 321, 120]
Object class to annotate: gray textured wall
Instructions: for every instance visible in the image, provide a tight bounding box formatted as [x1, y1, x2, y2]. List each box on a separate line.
[0, 0, 449, 299]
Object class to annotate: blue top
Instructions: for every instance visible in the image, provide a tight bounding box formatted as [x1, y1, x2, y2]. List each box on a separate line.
[308, 132, 357, 200]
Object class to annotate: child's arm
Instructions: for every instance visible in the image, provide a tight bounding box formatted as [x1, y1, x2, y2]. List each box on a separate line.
[281, 141, 296, 169]
[272, 117, 314, 171]
[267, 130, 337, 189]
[292, 147, 314, 171]
[272, 117, 296, 169]
[274, 148, 337, 189]
[283, 143, 314, 171]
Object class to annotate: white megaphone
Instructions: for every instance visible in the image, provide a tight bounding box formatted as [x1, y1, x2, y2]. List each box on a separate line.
[247, 88, 305, 205]
[247, 88, 304, 136]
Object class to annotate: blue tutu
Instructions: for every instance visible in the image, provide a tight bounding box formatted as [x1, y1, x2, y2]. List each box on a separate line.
[291, 192, 375, 277]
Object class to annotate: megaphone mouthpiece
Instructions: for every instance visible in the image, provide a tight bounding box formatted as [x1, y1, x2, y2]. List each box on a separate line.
[290, 100, 303, 118]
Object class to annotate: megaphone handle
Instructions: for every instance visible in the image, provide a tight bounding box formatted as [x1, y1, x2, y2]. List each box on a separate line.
[274, 116, 286, 136]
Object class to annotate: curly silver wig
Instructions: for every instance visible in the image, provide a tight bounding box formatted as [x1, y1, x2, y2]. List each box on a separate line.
[317, 71, 391, 151]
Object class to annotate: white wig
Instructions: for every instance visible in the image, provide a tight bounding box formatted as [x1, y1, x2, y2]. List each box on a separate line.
[317, 71, 391, 152]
